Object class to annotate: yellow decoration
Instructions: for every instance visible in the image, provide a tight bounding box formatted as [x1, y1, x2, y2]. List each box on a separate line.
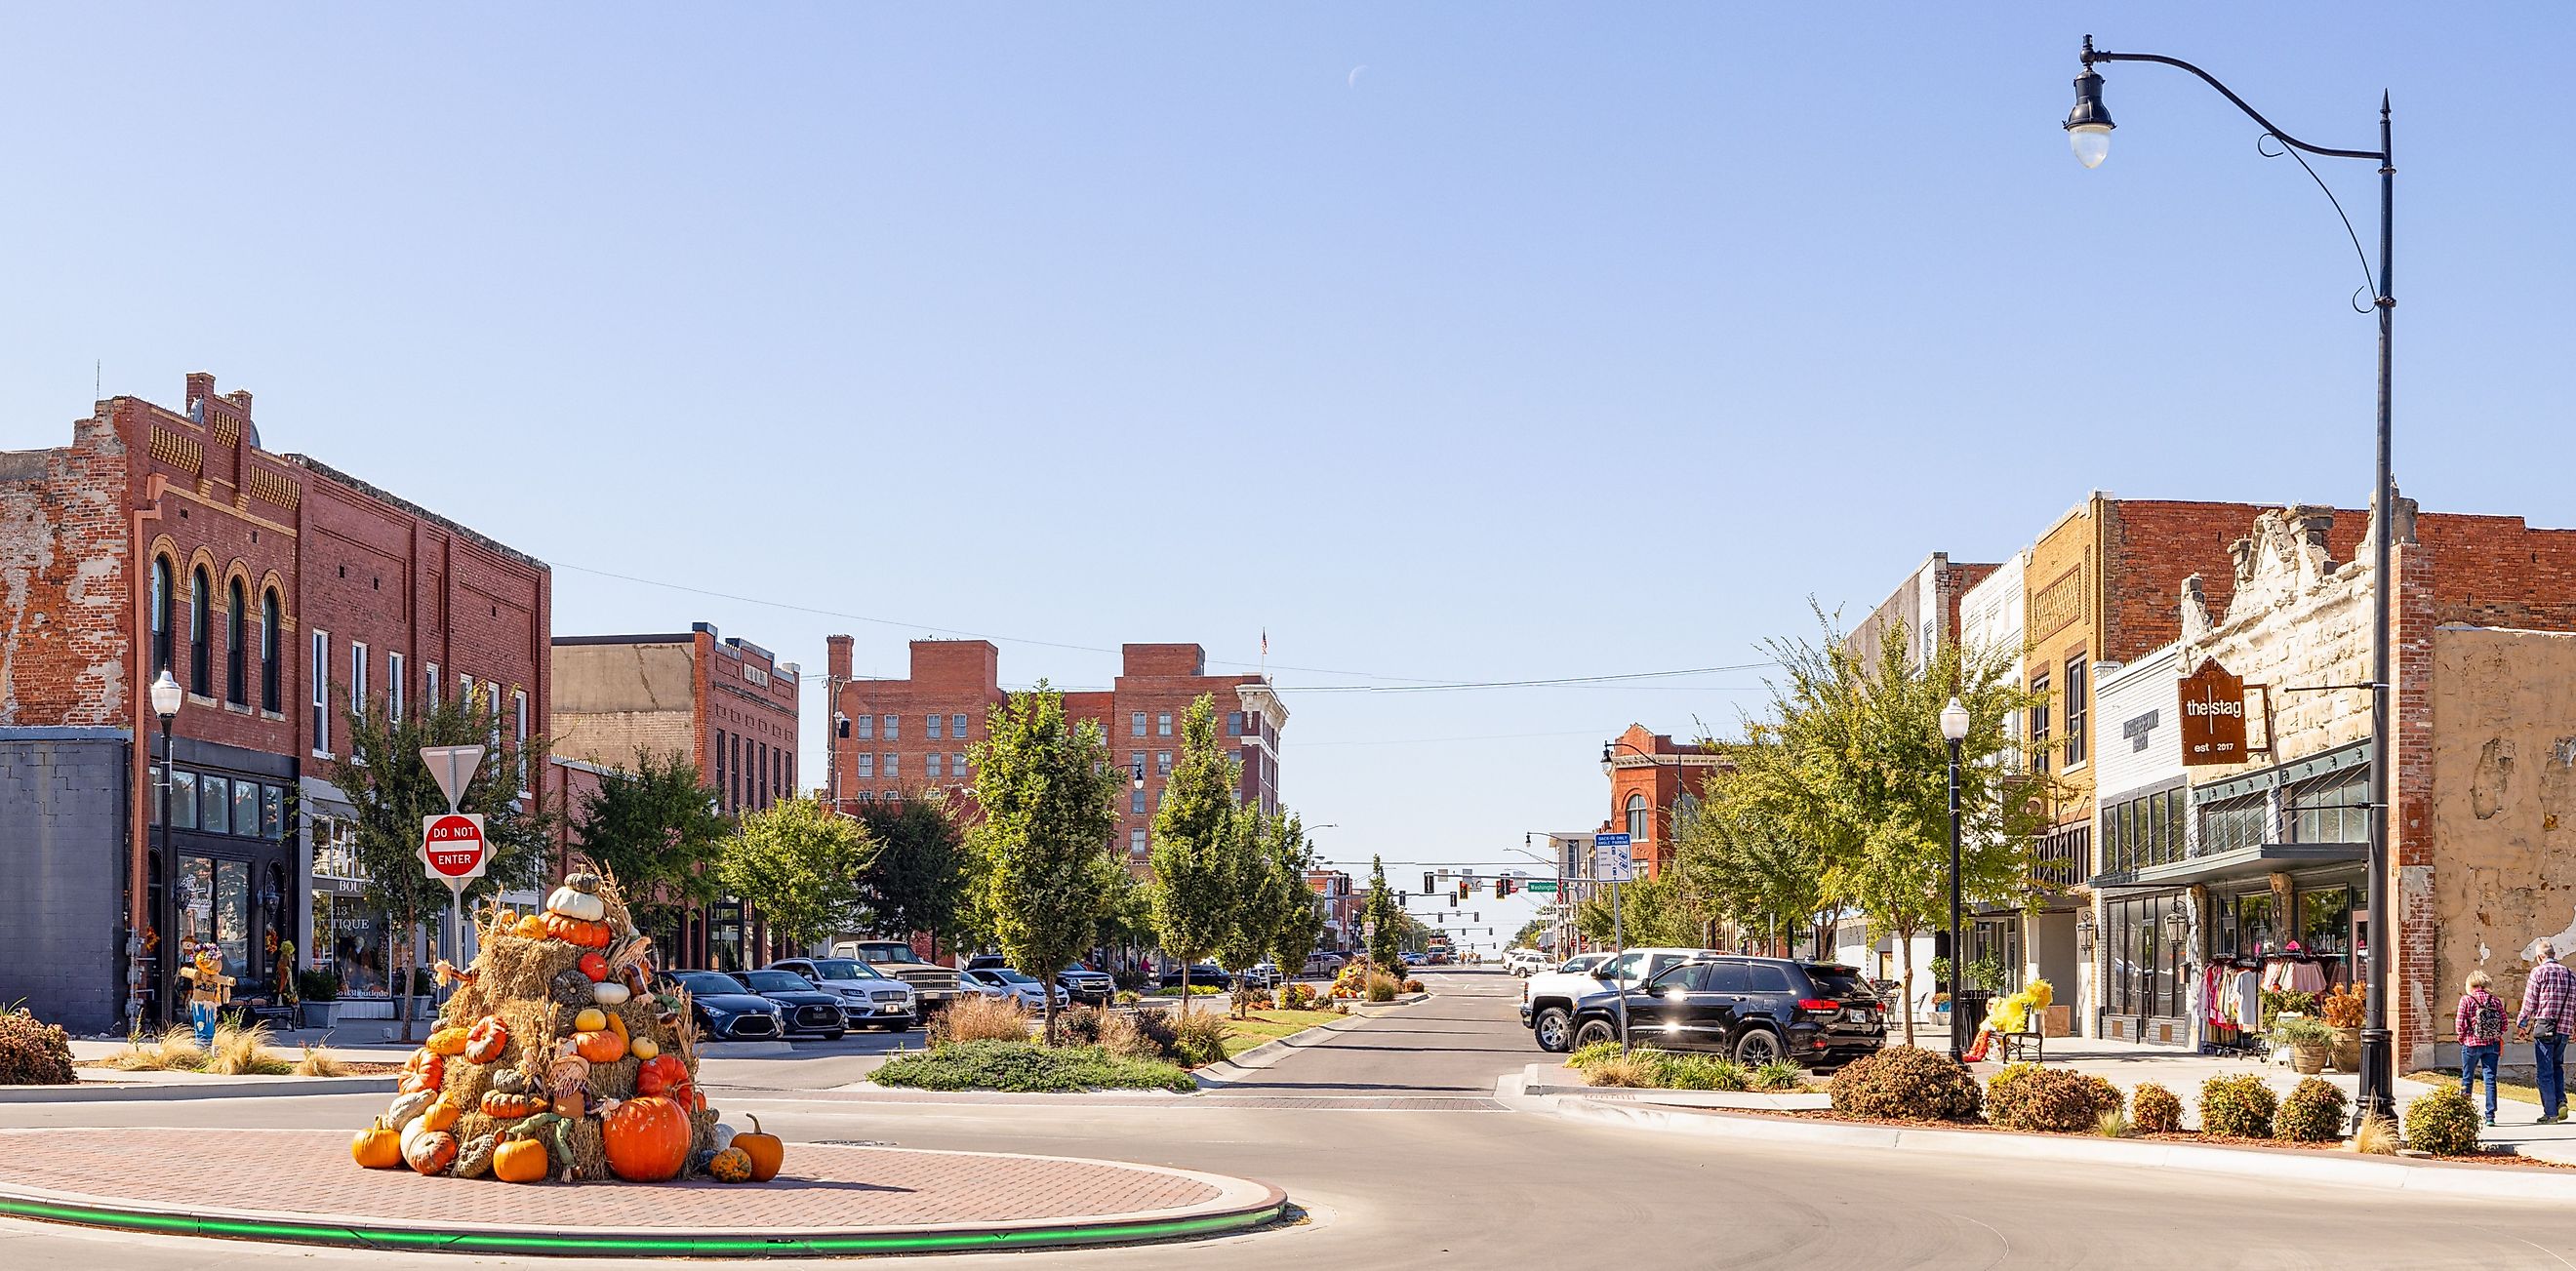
[574, 1007, 608, 1033]
[629, 1036, 660, 1061]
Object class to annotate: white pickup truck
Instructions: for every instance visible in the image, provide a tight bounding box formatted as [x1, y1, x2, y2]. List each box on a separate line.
[1518, 947, 1711, 1052]
[1503, 948, 1551, 976]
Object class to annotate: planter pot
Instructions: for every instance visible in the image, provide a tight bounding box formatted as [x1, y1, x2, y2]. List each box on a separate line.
[301, 1000, 343, 1029]
[2330, 1026, 2362, 1072]
[2291, 1042, 2328, 1075]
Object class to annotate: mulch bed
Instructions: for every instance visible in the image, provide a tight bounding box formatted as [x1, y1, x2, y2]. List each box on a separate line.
[1700, 1105, 2571, 1171]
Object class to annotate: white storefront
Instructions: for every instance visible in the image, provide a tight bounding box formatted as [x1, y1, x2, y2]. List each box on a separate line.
[2082, 644, 2195, 1045]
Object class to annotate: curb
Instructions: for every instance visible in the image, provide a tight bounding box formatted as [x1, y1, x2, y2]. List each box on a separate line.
[699, 1041, 797, 1058]
[1195, 1013, 1376, 1085]
[0, 1076, 398, 1104]
[1551, 1097, 2576, 1199]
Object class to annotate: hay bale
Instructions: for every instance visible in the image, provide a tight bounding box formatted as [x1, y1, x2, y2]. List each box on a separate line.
[563, 1117, 608, 1181]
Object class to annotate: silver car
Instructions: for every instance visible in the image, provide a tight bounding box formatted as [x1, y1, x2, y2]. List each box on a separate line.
[961, 967, 1066, 1010]
[766, 957, 918, 1031]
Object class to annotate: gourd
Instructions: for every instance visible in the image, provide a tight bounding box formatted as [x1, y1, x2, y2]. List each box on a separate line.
[421, 1096, 463, 1134]
[707, 1147, 754, 1183]
[578, 953, 611, 982]
[481, 1087, 548, 1120]
[454, 1132, 501, 1179]
[574, 1008, 609, 1033]
[425, 1027, 470, 1056]
[543, 912, 613, 947]
[601, 1095, 692, 1182]
[592, 980, 632, 1008]
[544, 886, 606, 923]
[406, 1129, 459, 1175]
[733, 1113, 785, 1182]
[493, 1132, 550, 1183]
[709, 1123, 737, 1153]
[351, 1118, 404, 1169]
[385, 1089, 436, 1129]
[635, 1053, 691, 1098]
[397, 1051, 446, 1094]
[629, 1036, 661, 1061]
[513, 914, 547, 939]
[464, 1016, 509, 1064]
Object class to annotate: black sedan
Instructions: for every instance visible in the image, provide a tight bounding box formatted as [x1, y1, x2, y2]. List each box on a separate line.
[1565, 957, 1886, 1068]
[659, 970, 788, 1042]
[1157, 963, 1230, 991]
[728, 969, 850, 1040]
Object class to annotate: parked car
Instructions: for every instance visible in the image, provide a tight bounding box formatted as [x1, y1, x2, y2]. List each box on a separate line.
[1424, 948, 1450, 966]
[1519, 948, 1710, 1053]
[962, 967, 1066, 1010]
[1504, 948, 1551, 976]
[1301, 952, 1348, 978]
[765, 957, 917, 1031]
[962, 954, 1010, 973]
[660, 970, 787, 1041]
[1564, 957, 1887, 1068]
[834, 938, 963, 1013]
[1399, 952, 1427, 968]
[1238, 963, 1281, 991]
[726, 969, 849, 1040]
[1055, 963, 1115, 1005]
[1158, 963, 1230, 991]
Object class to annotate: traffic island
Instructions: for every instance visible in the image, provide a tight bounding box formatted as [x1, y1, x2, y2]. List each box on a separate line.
[0, 1128, 1291, 1257]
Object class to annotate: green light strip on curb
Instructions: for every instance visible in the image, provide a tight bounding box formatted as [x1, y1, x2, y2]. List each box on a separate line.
[0, 1196, 1286, 1256]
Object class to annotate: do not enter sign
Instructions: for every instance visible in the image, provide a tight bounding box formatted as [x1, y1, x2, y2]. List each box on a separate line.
[421, 813, 489, 882]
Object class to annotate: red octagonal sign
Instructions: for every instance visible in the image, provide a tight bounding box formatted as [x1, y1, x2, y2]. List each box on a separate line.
[422, 813, 488, 880]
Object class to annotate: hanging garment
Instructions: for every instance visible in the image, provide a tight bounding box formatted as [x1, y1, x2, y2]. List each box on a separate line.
[2234, 969, 2263, 1031]
[2285, 959, 2327, 994]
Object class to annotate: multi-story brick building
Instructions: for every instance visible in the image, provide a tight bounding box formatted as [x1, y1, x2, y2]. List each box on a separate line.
[1600, 724, 1728, 879]
[821, 638, 1287, 875]
[0, 373, 550, 1032]
[550, 624, 799, 969]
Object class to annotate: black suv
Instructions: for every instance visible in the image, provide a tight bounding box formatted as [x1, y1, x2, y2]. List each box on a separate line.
[1566, 957, 1885, 1068]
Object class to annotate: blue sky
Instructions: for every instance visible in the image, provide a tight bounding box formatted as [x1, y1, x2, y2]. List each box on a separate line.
[4, 5, 2567, 950]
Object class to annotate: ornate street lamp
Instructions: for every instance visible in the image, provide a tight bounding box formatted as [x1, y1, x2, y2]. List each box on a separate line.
[148, 669, 182, 1026]
[2065, 34, 2398, 1126]
[1939, 696, 1971, 1060]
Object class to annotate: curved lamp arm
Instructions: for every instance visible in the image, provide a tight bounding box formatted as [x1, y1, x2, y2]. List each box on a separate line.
[2082, 36, 2385, 162]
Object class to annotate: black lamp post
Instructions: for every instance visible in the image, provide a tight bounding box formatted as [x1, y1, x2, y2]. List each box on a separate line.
[148, 668, 182, 1028]
[2065, 34, 2398, 1127]
[1939, 696, 1970, 1061]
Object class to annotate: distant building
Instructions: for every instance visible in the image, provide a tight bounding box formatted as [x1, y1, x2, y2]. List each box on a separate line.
[1601, 724, 1729, 878]
[1845, 552, 1997, 672]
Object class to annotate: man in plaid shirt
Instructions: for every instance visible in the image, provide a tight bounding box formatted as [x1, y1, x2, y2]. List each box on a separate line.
[2516, 939, 2576, 1123]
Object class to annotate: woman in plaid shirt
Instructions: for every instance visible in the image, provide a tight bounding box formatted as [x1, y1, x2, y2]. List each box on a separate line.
[2515, 939, 2576, 1124]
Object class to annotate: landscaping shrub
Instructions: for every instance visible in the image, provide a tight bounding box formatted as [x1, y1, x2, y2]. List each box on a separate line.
[1985, 1062, 2123, 1133]
[1166, 1010, 1231, 1067]
[2196, 1074, 2277, 1139]
[931, 994, 1033, 1045]
[2275, 1077, 2348, 1143]
[1129, 1008, 1181, 1060]
[2131, 1082, 2184, 1134]
[106, 1024, 204, 1072]
[1828, 1046, 1981, 1123]
[1566, 1039, 1625, 1070]
[0, 1008, 74, 1085]
[1402, 978, 1425, 994]
[1749, 1060, 1805, 1092]
[1365, 973, 1400, 1003]
[1583, 1049, 1663, 1088]
[292, 1044, 346, 1078]
[1278, 982, 1317, 1010]
[2404, 1085, 2482, 1156]
[1653, 1053, 1748, 1092]
[1113, 989, 1142, 1007]
[871, 1040, 1196, 1093]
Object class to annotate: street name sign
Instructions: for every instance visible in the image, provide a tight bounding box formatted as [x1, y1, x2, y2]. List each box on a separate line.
[1526, 879, 1558, 894]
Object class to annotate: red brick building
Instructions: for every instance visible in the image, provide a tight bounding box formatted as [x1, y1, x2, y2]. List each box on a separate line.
[550, 625, 800, 968]
[0, 373, 550, 1031]
[823, 638, 1288, 875]
[1601, 723, 1729, 878]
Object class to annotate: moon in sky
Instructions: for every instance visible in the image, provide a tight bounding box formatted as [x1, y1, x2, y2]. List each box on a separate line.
[1348, 64, 1367, 89]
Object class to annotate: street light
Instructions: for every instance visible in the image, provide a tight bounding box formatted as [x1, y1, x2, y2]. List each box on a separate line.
[2065, 32, 2399, 1128]
[148, 669, 182, 1027]
[1939, 696, 1970, 1061]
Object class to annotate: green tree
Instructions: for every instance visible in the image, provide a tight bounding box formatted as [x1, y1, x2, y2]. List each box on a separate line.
[853, 792, 971, 946]
[968, 684, 1124, 1044]
[1364, 855, 1403, 973]
[1148, 695, 1244, 1013]
[1509, 916, 1552, 950]
[569, 749, 730, 936]
[1747, 613, 2056, 1046]
[716, 797, 876, 952]
[1572, 870, 1704, 949]
[1264, 815, 1326, 983]
[329, 692, 551, 1039]
[1671, 761, 1828, 957]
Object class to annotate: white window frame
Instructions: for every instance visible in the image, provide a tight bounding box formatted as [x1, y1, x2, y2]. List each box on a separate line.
[350, 642, 369, 716]
[855, 714, 874, 740]
[885, 752, 900, 779]
[424, 662, 441, 705]
[926, 714, 944, 741]
[925, 753, 943, 780]
[856, 752, 874, 778]
[310, 629, 331, 757]
[514, 690, 531, 795]
[883, 714, 900, 740]
[387, 653, 406, 722]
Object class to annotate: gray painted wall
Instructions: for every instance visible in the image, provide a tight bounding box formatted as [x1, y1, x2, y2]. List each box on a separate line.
[0, 728, 130, 1035]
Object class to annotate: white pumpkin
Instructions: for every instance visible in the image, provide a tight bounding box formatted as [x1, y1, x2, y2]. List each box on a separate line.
[592, 980, 632, 1008]
[709, 1123, 738, 1152]
[398, 1114, 432, 1160]
[544, 887, 605, 923]
[386, 1090, 436, 1128]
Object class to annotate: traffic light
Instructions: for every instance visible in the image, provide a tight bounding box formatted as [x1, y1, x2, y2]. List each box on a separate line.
[1495, 877, 1512, 899]
[1424, 873, 1435, 894]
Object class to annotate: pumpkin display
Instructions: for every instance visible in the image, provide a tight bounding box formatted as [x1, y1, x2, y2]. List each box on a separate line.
[573, 1007, 608, 1033]
[454, 1132, 502, 1180]
[513, 914, 547, 939]
[421, 1096, 463, 1134]
[493, 1132, 551, 1183]
[425, 1027, 470, 1056]
[592, 980, 632, 1008]
[352, 1118, 404, 1169]
[544, 886, 607, 923]
[602, 1095, 692, 1182]
[578, 952, 610, 982]
[481, 1087, 548, 1120]
[733, 1113, 785, 1182]
[574, 1028, 627, 1064]
[707, 1147, 754, 1183]
[406, 1129, 459, 1175]
[463, 1016, 510, 1064]
[543, 911, 613, 947]
[549, 969, 598, 1009]
[635, 1054, 690, 1098]
[397, 1053, 446, 1095]
[385, 1090, 436, 1130]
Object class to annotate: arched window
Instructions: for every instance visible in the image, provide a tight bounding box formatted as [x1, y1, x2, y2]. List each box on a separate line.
[188, 567, 211, 696]
[149, 557, 173, 675]
[259, 590, 281, 713]
[225, 578, 247, 705]
[1625, 793, 1649, 844]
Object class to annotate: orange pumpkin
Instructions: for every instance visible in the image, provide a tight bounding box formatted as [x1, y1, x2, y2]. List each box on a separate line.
[422, 1096, 463, 1134]
[492, 1132, 550, 1183]
[578, 952, 611, 982]
[513, 914, 547, 939]
[601, 1095, 692, 1182]
[351, 1117, 403, 1170]
[733, 1113, 784, 1182]
[425, 1026, 470, 1056]
[574, 1029, 626, 1064]
[397, 1052, 446, 1094]
[543, 912, 613, 948]
[635, 1054, 690, 1098]
[406, 1130, 459, 1175]
[464, 1016, 509, 1064]
[481, 1089, 547, 1120]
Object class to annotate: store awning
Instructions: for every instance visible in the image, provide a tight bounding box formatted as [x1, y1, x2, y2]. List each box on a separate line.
[2088, 842, 2366, 893]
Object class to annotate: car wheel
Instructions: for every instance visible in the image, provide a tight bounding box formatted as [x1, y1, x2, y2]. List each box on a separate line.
[1571, 1018, 1618, 1051]
[1533, 1006, 1574, 1053]
[1733, 1027, 1786, 1067]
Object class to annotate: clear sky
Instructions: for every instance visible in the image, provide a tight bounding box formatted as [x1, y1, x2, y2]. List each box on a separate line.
[4, 5, 2567, 951]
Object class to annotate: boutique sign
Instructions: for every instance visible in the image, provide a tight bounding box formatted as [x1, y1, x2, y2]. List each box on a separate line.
[2178, 657, 2250, 767]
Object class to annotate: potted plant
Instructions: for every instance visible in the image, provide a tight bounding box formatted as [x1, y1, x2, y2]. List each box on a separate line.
[298, 967, 343, 1029]
[2274, 1014, 2338, 1075]
[2317, 983, 2366, 1070]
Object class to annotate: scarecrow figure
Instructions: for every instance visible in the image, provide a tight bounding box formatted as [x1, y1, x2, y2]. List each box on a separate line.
[178, 943, 235, 1047]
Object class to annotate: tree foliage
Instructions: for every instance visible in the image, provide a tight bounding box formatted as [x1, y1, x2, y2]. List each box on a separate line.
[853, 792, 971, 945]
[1670, 756, 1828, 956]
[1148, 695, 1242, 1009]
[716, 797, 875, 951]
[568, 749, 729, 933]
[1263, 814, 1327, 978]
[1364, 855, 1403, 973]
[968, 684, 1124, 1044]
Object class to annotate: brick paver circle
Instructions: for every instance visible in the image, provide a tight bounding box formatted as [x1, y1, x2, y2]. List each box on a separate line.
[0, 1128, 1286, 1257]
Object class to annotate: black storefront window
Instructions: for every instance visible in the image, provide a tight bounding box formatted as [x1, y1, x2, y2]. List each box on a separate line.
[199, 775, 230, 835]
[170, 771, 198, 830]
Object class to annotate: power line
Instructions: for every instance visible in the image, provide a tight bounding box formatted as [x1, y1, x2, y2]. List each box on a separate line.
[1276, 662, 1774, 693]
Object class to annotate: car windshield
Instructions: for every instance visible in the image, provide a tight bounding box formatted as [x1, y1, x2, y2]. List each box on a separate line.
[859, 943, 931, 965]
[1559, 955, 1605, 974]
[989, 971, 1038, 985]
[671, 972, 741, 995]
[1802, 966, 1873, 999]
[806, 959, 878, 981]
[741, 971, 813, 993]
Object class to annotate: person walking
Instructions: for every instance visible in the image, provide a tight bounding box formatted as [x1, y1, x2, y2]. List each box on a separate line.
[2514, 939, 2576, 1124]
[2458, 970, 2508, 1127]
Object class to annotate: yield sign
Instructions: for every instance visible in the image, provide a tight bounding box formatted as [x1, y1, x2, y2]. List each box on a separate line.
[420, 744, 486, 813]
[421, 813, 489, 882]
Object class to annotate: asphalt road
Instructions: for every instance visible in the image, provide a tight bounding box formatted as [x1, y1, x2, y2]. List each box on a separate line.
[8, 969, 2576, 1269]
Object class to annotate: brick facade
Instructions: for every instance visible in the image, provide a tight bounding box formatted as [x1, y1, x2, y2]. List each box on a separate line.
[1602, 723, 1728, 878]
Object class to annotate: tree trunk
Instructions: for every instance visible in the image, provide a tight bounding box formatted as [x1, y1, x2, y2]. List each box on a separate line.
[1897, 926, 1916, 1049]
[1179, 961, 1190, 1015]
[1041, 990, 1057, 1047]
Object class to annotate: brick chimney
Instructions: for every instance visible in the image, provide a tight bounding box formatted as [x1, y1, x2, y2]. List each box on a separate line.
[826, 634, 853, 681]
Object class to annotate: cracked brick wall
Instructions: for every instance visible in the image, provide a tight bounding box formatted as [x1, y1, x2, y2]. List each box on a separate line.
[0, 412, 132, 727]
